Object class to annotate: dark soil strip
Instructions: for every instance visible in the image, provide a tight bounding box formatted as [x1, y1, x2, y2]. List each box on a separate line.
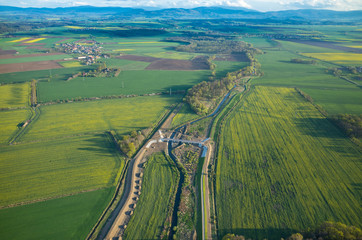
[0, 49, 17, 55]
[0, 61, 63, 74]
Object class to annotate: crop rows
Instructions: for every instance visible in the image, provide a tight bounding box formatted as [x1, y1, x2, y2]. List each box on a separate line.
[215, 86, 361, 239]
[0, 134, 124, 207]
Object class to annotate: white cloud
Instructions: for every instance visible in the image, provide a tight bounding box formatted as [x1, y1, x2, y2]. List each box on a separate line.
[0, 0, 361, 10]
[246, 0, 362, 11]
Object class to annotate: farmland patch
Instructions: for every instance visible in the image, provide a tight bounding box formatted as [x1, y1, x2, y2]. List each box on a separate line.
[0, 109, 31, 143]
[0, 52, 66, 60]
[0, 61, 63, 74]
[302, 52, 362, 65]
[146, 58, 209, 70]
[285, 39, 362, 53]
[37, 70, 209, 102]
[0, 83, 29, 109]
[0, 134, 123, 207]
[21, 95, 178, 142]
[0, 188, 114, 240]
[116, 54, 161, 62]
[215, 86, 361, 239]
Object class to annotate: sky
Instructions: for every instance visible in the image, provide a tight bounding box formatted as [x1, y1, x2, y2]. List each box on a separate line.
[0, 0, 361, 11]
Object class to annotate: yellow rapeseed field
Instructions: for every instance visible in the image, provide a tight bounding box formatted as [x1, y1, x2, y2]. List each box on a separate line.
[65, 26, 84, 29]
[24, 38, 46, 43]
[302, 52, 362, 62]
[0, 83, 29, 109]
[8, 37, 31, 43]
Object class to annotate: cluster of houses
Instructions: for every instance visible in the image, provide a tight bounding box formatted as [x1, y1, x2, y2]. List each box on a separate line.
[59, 41, 110, 65]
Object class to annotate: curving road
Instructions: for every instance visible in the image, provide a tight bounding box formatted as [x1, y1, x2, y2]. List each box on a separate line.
[102, 148, 146, 240]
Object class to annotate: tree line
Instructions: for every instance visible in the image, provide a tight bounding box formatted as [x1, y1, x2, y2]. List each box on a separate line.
[185, 51, 262, 115]
[223, 221, 361, 240]
[330, 114, 361, 139]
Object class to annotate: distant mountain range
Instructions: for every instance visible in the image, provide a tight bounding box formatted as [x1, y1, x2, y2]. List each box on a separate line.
[0, 5, 361, 21]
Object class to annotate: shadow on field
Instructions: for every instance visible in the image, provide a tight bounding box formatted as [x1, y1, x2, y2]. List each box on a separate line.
[294, 117, 360, 156]
[295, 117, 344, 139]
[219, 227, 297, 240]
[77, 133, 115, 156]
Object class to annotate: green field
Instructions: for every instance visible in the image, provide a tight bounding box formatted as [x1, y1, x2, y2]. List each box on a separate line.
[0, 109, 31, 143]
[0, 54, 71, 64]
[0, 134, 123, 206]
[20, 95, 177, 142]
[102, 58, 150, 70]
[254, 50, 355, 89]
[214, 61, 248, 79]
[215, 86, 361, 239]
[37, 70, 209, 102]
[0, 188, 114, 240]
[123, 152, 178, 239]
[252, 44, 362, 114]
[0, 66, 95, 84]
[0, 83, 29, 108]
[300, 88, 362, 114]
[145, 51, 199, 60]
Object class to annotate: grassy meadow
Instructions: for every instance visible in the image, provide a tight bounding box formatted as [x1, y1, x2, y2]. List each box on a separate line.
[0, 187, 114, 240]
[215, 86, 361, 239]
[20, 95, 178, 142]
[0, 134, 123, 206]
[123, 152, 178, 239]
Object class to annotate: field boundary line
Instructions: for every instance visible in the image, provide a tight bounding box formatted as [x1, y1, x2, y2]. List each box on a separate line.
[0, 187, 104, 210]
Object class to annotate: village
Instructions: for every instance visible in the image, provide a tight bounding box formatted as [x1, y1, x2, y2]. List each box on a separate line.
[58, 41, 109, 65]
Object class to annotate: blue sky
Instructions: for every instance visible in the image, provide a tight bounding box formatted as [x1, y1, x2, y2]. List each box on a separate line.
[0, 0, 361, 11]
